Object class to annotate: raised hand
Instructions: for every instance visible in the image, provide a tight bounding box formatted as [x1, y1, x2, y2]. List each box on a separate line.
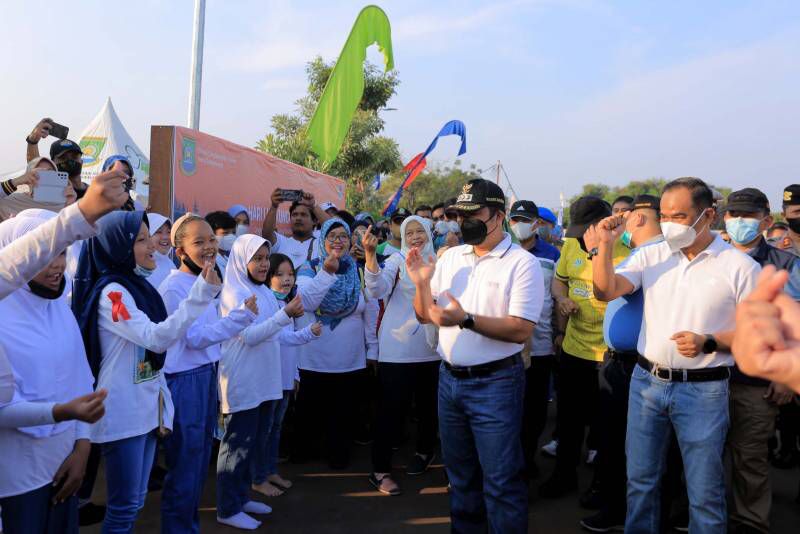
[428, 290, 467, 327]
[300, 191, 315, 208]
[76, 170, 129, 224]
[284, 292, 304, 317]
[362, 225, 379, 254]
[201, 259, 221, 286]
[310, 321, 322, 336]
[28, 118, 52, 143]
[405, 247, 435, 285]
[11, 169, 41, 190]
[52, 389, 108, 423]
[323, 251, 340, 274]
[593, 214, 627, 246]
[732, 266, 800, 393]
[244, 295, 259, 315]
[270, 188, 283, 208]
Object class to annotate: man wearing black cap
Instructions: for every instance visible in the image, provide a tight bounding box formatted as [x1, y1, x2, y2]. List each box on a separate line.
[783, 184, 800, 256]
[508, 200, 561, 478]
[540, 196, 630, 500]
[407, 179, 544, 533]
[49, 139, 88, 199]
[579, 194, 663, 531]
[723, 187, 799, 533]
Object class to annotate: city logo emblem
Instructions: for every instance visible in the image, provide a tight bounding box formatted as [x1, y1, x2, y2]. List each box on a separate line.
[181, 136, 197, 176]
[79, 137, 107, 167]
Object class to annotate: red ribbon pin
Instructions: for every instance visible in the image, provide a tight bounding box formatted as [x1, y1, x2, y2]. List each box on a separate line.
[107, 292, 131, 322]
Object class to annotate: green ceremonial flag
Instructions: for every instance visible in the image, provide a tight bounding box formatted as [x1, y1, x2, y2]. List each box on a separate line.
[306, 5, 394, 164]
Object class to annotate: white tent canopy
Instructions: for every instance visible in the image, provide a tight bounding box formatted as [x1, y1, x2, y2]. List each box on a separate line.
[1, 98, 150, 204]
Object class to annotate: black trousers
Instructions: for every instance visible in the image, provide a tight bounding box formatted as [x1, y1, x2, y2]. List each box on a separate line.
[521, 355, 555, 471]
[371, 361, 440, 473]
[597, 352, 637, 518]
[554, 351, 600, 479]
[292, 368, 362, 467]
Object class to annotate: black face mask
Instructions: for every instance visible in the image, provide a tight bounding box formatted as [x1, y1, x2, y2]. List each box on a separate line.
[182, 255, 223, 280]
[57, 159, 82, 178]
[786, 217, 800, 234]
[28, 277, 66, 300]
[460, 213, 500, 246]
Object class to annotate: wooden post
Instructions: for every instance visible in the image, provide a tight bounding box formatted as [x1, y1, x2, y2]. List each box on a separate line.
[148, 126, 175, 217]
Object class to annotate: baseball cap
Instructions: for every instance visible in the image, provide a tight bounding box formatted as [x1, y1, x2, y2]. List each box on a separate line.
[320, 202, 337, 211]
[783, 184, 800, 207]
[564, 196, 611, 238]
[537, 207, 557, 225]
[632, 194, 660, 212]
[391, 207, 412, 223]
[49, 139, 82, 160]
[726, 188, 769, 213]
[454, 179, 506, 213]
[102, 154, 133, 174]
[509, 200, 539, 221]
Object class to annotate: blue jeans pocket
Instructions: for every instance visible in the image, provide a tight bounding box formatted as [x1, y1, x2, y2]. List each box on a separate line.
[686, 378, 729, 399]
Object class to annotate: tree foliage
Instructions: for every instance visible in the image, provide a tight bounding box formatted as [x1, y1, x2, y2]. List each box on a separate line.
[256, 57, 403, 211]
[568, 178, 731, 206]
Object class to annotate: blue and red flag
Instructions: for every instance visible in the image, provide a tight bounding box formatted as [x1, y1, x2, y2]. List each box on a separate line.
[382, 120, 467, 216]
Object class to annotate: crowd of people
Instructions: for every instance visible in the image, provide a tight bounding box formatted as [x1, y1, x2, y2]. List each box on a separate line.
[0, 122, 800, 534]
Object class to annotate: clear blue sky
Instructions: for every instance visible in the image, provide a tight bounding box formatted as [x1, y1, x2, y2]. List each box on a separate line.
[1, 0, 798, 210]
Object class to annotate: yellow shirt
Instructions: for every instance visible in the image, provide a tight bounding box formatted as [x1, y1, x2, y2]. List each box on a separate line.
[555, 238, 630, 361]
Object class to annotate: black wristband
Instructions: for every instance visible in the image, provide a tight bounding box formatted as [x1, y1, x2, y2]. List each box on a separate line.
[25, 136, 38, 145]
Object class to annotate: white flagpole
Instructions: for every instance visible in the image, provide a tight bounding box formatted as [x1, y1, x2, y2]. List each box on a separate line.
[187, 0, 206, 130]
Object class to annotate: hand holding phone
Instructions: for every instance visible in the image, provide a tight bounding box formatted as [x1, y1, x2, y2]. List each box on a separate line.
[279, 189, 304, 203]
[48, 121, 69, 140]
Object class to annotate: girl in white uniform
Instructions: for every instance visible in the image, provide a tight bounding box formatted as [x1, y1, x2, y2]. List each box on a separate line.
[145, 213, 175, 290]
[73, 211, 221, 533]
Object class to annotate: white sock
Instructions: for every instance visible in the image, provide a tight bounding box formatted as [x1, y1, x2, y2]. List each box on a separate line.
[217, 512, 261, 530]
[243, 500, 273, 515]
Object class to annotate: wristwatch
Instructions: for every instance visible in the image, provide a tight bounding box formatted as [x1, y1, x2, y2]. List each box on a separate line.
[702, 334, 718, 354]
[459, 313, 475, 330]
[587, 247, 599, 259]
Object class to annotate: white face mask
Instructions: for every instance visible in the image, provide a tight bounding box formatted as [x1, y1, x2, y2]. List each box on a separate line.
[660, 211, 706, 252]
[218, 233, 236, 252]
[511, 221, 535, 241]
[235, 224, 249, 237]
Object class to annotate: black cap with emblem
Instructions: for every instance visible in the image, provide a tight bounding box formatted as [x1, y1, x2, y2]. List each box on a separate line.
[783, 184, 800, 207]
[509, 200, 539, 221]
[631, 194, 660, 212]
[454, 179, 506, 212]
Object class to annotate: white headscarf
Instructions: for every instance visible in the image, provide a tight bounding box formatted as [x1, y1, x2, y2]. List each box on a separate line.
[145, 213, 175, 289]
[394, 215, 435, 298]
[147, 213, 170, 237]
[220, 234, 272, 317]
[0, 215, 93, 437]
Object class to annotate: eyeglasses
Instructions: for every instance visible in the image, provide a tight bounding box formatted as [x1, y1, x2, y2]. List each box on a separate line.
[326, 234, 350, 243]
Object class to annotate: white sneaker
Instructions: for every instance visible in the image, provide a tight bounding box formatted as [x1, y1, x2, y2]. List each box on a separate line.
[586, 449, 598, 465]
[541, 439, 558, 457]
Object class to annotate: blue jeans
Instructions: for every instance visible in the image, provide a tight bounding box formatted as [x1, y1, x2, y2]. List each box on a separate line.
[251, 397, 282, 484]
[438, 360, 528, 534]
[101, 432, 158, 534]
[161, 363, 217, 534]
[216, 400, 276, 518]
[0, 483, 78, 534]
[263, 390, 291, 479]
[626, 364, 729, 534]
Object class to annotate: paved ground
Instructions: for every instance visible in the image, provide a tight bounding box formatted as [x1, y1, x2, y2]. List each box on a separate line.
[80, 410, 800, 533]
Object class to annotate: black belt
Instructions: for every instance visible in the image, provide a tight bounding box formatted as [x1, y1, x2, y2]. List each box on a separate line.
[444, 353, 522, 379]
[607, 350, 639, 365]
[637, 355, 731, 383]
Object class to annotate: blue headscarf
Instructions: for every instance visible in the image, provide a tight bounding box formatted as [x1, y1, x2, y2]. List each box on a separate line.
[73, 211, 168, 379]
[228, 204, 249, 220]
[297, 218, 361, 330]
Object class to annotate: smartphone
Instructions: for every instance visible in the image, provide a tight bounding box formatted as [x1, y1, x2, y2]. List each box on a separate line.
[48, 121, 69, 140]
[33, 170, 69, 204]
[279, 189, 304, 202]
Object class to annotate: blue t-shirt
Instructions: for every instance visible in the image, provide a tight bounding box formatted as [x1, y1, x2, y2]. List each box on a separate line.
[603, 237, 663, 353]
[530, 236, 560, 263]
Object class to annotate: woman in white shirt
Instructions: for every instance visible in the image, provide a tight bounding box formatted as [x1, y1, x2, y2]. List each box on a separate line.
[363, 216, 441, 495]
[294, 218, 379, 469]
[0, 215, 97, 534]
[251, 253, 323, 497]
[215, 235, 305, 531]
[157, 214, 258, 533]
[72, 211, 221, 533]
[146, 213, 175, 290]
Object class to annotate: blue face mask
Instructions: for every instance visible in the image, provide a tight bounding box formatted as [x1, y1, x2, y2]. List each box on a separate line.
[272, 289, 288, 300]
[621, 230, 633, 248]
[133, 264, 155, 278]
[725, 217, 762, 245]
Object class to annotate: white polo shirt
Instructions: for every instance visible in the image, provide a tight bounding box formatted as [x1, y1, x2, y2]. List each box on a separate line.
[616, 234, 760, 369]
[273, 232, 319, 268]
[430, 233, 544, 366]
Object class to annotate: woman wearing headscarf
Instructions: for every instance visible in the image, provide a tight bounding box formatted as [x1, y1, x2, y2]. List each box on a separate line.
[293, 218, 379, 469]
[362, 216, 440, 495]
[145, 213, 175, 290]
[0, 157, 76, 220]
[215, 235, 306, 531]
[0, 214, 100, 534]
[72, 210, 221, 533]
[157, 214, 258, 533]
[228, 204, 250, 236]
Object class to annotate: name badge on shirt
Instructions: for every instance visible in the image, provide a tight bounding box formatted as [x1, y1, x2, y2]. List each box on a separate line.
[134, 346, 159, 384]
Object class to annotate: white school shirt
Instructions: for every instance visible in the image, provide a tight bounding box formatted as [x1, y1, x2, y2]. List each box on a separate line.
[430, 234, 545, 366]
[276, 299, 319, 391]
[616, 234, 760, 369]
[364, 254, 439, 364]
[158, 270, 256, 374]
[0, 289, 93, 498]
[91, 277, 219, 443]
[273, 232, 320, 268]
[148, 252, 175, 291]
